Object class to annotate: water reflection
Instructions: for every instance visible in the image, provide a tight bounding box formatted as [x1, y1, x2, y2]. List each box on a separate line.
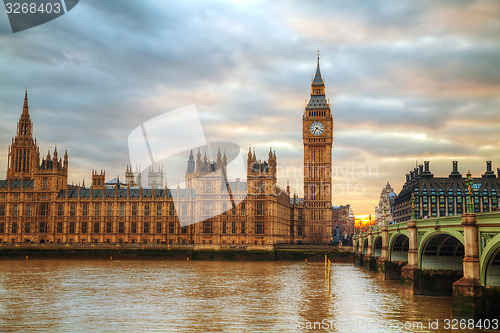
[0, 260, 497, 332]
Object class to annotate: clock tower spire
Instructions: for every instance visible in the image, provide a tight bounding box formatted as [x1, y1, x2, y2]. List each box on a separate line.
[303, 53, 333, 244]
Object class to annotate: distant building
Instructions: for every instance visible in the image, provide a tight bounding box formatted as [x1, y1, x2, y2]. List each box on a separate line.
[125, 165, 141, 187]
[147, 164, 164, 189]
[332, 204, 354, 244]
[374, 182, 396, 225]
[393, 161, 500, 223]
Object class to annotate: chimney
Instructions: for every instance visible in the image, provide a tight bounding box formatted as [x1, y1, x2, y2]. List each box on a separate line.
[449, 160, 461, 178]
[410, 171, 415, 180]
[422, 161, 433, 177]
[498, 168, 500, 178]
[406, 174, 410, 182]
[419, 165, 423, 176]
[483, 161, 495, 178]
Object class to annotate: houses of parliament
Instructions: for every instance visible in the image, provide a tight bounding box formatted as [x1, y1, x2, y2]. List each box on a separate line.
[0, 59, 334, 246]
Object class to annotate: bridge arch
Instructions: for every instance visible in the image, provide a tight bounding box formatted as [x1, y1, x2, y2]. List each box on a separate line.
[389, 233, 409, 262]
[362, 238, 368, 255]
[419, 232, 464, 271]
[480, 233, 500, 286]
[373, 235, 382, 258]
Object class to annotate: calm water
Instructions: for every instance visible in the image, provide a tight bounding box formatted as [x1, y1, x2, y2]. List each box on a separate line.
[0, 259, 497, 332]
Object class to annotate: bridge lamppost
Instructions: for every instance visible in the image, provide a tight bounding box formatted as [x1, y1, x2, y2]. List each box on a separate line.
[466, 171, 473, 214]
[410, 193, 416, 220]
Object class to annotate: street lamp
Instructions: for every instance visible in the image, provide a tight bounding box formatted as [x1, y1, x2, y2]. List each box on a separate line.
[466, 171, 473, 214]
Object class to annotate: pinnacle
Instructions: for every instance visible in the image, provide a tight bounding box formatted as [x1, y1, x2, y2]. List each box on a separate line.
[23, 88, 29, 115]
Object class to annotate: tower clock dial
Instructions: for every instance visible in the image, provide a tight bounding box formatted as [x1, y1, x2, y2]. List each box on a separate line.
[309, 121, 324, 136]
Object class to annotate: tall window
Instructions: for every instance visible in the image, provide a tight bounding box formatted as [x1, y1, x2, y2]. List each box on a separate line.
[131, 222, 137, 234]
[82, 204, 88, 216]
[57, 222, 63, 233]
[203, 221, 212, 234]
[203, 202, 212, 216]
[222, 221, 226, 234]
[231, 221, 236, 234]
[11, 222, 17, 233]
[69, 222, 75, 234]
[256, 202, 264, 216]
[42, 178, 48, 189]
[24, 222, 30, 233]
[241, 203, 245, 216]
[40, 203, 48, 216]
[107, 204, 112, 216]
[132, 204, 137, 216]
[118, 222, 124, 233]
[81, 222, 88, 234]
[144, 222, 150, 234]
[106, 222, 112, 234]
[58, 204, 63, 216]
[93, 222, 100, 234]
[119, 204, 125, 216]
[39, 222, 47, 233]
[156, 222, 162, 233]
[0, 205, 4, 217]
[70, 204, 76, 216]
[0, 222, 4, 233]
[241, 222, 245, 234]
[13, 205, 18, 217]
[25, 205, 31, 216]
[255, 221, 264, 234]
[144, 203, 149, 216]
[157, 204, 162, 216]
[94, 203, 100, 216]
[168, 222, 174, 234]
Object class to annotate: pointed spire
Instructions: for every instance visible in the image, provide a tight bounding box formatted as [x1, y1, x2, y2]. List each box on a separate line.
[23, 88, 29, 115]
[312, 50, 324, 86]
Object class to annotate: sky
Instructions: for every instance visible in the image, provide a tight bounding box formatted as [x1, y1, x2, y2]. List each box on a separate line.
[0, 0, 499, 215]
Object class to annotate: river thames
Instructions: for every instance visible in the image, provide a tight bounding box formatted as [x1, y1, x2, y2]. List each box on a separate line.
[0, 259, 497, 332]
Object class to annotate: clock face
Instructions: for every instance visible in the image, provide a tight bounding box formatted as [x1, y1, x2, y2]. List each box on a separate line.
[310, 121, 324, 136]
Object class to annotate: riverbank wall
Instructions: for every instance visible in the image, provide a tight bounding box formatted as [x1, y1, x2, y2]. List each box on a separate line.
[0, 244, 354, 262]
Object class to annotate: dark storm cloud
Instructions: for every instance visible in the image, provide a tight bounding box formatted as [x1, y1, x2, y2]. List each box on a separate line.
[0, 0, 498, 214]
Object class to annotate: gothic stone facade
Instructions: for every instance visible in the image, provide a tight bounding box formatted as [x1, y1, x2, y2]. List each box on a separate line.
[0, 60, 333, 245]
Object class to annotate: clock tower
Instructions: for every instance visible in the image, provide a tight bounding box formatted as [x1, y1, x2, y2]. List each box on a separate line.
[303, 54, 333, 244]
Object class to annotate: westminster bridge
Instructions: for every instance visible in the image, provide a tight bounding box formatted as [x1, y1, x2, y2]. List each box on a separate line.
[353, 212, 500, 318]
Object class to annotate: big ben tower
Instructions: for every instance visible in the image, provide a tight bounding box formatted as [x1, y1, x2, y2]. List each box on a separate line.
[303, 53, 333, 244]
